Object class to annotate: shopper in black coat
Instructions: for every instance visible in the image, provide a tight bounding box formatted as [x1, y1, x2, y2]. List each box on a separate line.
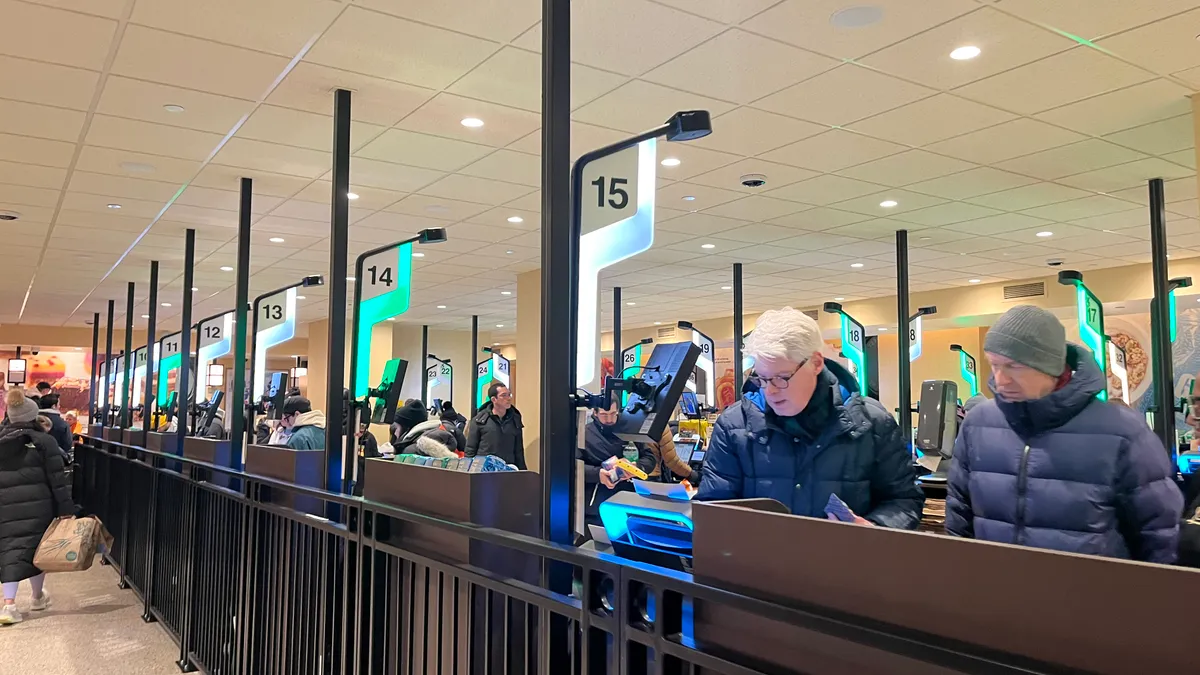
[0, 391, 74, 624]
[465, 384, 526, 469]
[37, 393, 73, 457]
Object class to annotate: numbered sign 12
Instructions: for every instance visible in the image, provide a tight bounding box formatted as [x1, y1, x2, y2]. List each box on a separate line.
[576, 138, 657, 388]
[353, 241, 415, 398]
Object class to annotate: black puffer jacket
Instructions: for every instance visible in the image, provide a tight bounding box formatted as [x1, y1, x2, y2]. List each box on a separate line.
[0, 422, 75, 582]
[465, 403, 526, 469]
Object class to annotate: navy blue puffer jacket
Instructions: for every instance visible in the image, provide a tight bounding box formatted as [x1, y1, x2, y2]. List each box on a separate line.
[946, 345, 1183, 563]
[696, 361, 924, 529]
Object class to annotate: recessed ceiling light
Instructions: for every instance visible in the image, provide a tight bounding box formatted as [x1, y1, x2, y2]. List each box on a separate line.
[141, 314, 150, 319]
[830, 5, 884, 28]
[424, 204, 448, 213]
[879, 200, 898, 208]
[75, 347, 82, 351]
[493, 342, 500, 346]
[120, 161, 156, 173]
[220, 266, 233, 272]
[701, 243, 716, 249]
[661, 158, 681, 167]
[412, 251, 425, 258]
[495, 324, 504, 328]
[191, 287, 198, 292]
[346, 276, 355, 282]
[682, 196, 696, 201]
[461, 117, 484, 128]
[968, 279, 981, 284]
[834, 297, 845, 301]
[163, 104, 186, 113]
[950, 45, 981, 61]
[346, 192, 359, 200]
[269, 236, 285, 243]
[501, 291, 512, 296]
[919, 236, 931, 241]
[296, 295, 306, 300]
[721, 285, 732, 290]
[879, 327, 888, 331]
[106, 203, 121, 209]
[161, 302, 172, 307]
[654, 321, 663, 325]
[505, 250, 514, 255]
[437, 305, 447, 309]
[626, 301, 636, 306]
[850, 262, 864, 268]
[1036, 231, 1053, 237]
[507, 215, 524, 223]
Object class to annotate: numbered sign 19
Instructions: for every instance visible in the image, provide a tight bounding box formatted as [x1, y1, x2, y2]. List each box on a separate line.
[576, 138, 657, 388]
[254, 287, 298, 398]
[689, 329, 716, 403]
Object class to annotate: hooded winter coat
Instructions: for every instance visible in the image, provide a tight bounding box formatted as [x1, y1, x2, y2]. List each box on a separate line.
[394, 419, 459, 459]
[0, 421, 75, 582]
[947, 344, 1183, 563]
[285, 410, 326, 450]
[465, 402, 526, 470]
[697, 360, 924, 529]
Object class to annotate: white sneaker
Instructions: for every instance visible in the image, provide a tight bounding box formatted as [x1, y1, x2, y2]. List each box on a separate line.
[30, 591, 51, 611]
[0, 604, 22, 625]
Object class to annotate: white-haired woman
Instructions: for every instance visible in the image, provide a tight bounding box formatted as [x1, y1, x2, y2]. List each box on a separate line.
[695, 307, 924, 528]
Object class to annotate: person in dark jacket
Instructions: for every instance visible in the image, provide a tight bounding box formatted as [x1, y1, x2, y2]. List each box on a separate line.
[466, 384, 526, 469]
[946, 305, 1183, 563]
[0, 390, 74, 624]
[200, 407, 226, 440]
[578, 398, 659, 527]
[282, 397, 326, 451]
[439, 401, 468, 453]
[36, 393, 72, 457]
[390, 400, 459, 458]
[697, 307, 924, 528]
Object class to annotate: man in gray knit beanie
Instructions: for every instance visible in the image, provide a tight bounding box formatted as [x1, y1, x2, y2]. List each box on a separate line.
[983, 305, 1068, 402]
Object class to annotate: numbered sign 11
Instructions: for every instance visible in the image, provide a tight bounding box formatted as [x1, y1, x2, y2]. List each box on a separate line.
[353, 241, 414, 398]
[157, 332, 182, 407]
[576, 138, 657, 388]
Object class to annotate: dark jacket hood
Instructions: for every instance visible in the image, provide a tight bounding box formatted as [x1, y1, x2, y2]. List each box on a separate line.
[473, 401, 521, 424]
[0, 422, 46, 457]
[989, 343, 1103, 437]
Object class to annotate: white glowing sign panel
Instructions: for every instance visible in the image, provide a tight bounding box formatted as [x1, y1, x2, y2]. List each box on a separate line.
[253, 288, 297, 398]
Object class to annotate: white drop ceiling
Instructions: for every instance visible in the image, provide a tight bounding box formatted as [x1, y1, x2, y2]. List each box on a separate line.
[0, 0, 1198, 343]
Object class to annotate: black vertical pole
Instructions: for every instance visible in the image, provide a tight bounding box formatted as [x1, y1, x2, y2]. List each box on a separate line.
[144, 262, 158, 445]
[122, 282, 135, 428]
[325, 89, 351, 490]
[612, 287, 621, 381]
[104, 299, 114, 426]
[88, 312, 99, 422]
[1149, 178, 1175, 453]
[897, 230, 912, 428]
[230, 182, 251, 468]
[470, 315, 479, 415]
[420, 325, 429, 406]
[177, 229, 195, 448]
[542, 0, 574, 668]
[732, 263, 744, 396]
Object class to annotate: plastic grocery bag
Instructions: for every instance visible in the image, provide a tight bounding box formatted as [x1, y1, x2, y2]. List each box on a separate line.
[32, 515, 114, 573]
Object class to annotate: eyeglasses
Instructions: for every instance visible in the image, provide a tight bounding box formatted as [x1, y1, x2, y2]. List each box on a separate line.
[494, 391, 512, 399]
[747, 360, 807, 390]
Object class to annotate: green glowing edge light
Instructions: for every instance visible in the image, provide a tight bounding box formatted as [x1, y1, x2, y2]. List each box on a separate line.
[959, 350, 979, 397]
[476, 360, 493, 408]
[1169, 289, 1178, 343]
[839, 314, 868, 396]
[619, 343, 643, 406]
[156, 352, 182, 408]
[352, 242, 413, 399]
[1073, 283, 1108, 401]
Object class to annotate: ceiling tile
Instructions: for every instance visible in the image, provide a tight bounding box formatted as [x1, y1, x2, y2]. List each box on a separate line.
[0, 55, 99, 111]
[0, 99, 86, 143]
[837, 150, 976, 186]
[507, 122, 629, 161]
[824, 217, 935, 239]
[893, 202, 1003, 227]
[458, 150, 541, 187]
[847, 94, 1016, 147]
[991, 0, 1200, 41]
[1056, 157, 1193, 193]
[764, 175, 885, 206]
[830, 190, 946, 217]
[85, 115, 224, 161]
[953, 47, 1154, 115]
[708, 223, 799, 244]
[859, 7, 1073, 89]
[1103, 115, 1194, 156]
[692, 106, 826, 156]
[191, 165, 312, 197]
[354, 129, 493, 172]
[395, 93, 540, 148]
[75, 146, 201, 183]
[237, 105, 385, 153]
[0, 160, 67, 190]
[173, 185, 283, 214]
[66, 171, 180, 203]
[113, 25, 290, 100]
[358, 0, 539, 42]
[212, 138, 330, 179]
[419, 174, 535, 205]
[905, 167, 1036, 200]
[658, 212, 751, 236]
[1098, 8, 1200, 74]
[654, 182, 745, 211]
[267, 62, 434, 127]
[516, 0, 724, 76]
[967, 182, 1091, 210]
[925, 118, 1087, 165]
[0, 0, 116, 70]
[448, 47, 625, 113]
[761, 130, 907, 173]
[130, 0, 341, 57]
[572, 80, 736, 133]
[1020, 194, 1144, 221]
[346, 157, 444, 193]
[688, 159, 818, 194]
[741, 0, 977, 60]
[306, 6, 496, 89]
[0, 184, 59, 209]
[644, 29, 838, 104]
[754, 64, 935, 126]
[995, 139, 1147, 181]
[1162, 149, 1195, 169]
[1034, 79, 1192, 136]
[700, 195, 809, 221]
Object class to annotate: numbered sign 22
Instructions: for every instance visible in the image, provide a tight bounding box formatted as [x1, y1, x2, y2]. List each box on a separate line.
[580, 145, 639, 236]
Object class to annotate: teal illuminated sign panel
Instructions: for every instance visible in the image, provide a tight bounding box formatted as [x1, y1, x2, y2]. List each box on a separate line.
[353, 242, 413, 398]
[838, 313, 867, 396]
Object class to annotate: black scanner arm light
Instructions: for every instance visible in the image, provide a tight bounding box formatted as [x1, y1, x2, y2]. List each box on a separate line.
[911, 305, 937, 322]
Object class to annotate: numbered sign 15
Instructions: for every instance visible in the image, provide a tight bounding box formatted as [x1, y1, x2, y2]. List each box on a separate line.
[580, 144, 640, 235]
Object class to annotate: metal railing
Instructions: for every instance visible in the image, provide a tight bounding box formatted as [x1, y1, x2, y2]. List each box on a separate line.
[74, 437, 1088, 675]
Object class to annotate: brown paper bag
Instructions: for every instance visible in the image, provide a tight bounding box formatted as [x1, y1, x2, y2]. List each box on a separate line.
[32, 516, 114, 573]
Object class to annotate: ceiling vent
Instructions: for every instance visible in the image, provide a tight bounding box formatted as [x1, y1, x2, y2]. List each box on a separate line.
[656, 325, 676, 340]
[803, 309, 819, 322]
[1003, 281, 1045, 300]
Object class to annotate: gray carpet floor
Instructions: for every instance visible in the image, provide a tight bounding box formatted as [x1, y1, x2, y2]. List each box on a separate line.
[0, 558, 179, 673]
